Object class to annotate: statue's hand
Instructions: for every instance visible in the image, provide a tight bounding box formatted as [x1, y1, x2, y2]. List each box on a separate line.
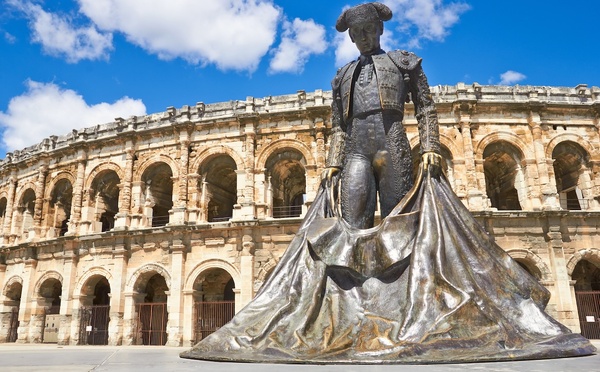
[422, 152, 443, 175]
[321, 167, 341, 185]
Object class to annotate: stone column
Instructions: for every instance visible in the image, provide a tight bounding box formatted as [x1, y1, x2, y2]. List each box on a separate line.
[122, 292, 144, 346]
[529, 113, 560, 210]
[2, 174, 17, 244]
[69, 154, 87, 235]
[181, 290, 199, 346]
[239, 231, 255, 311]
[31, 164, 49, 240]
[546, 215, 579, 331]
[57, 242, 77, 345]
[108, 244, 128, 345]
[115, 148, 135, 230]
[17, 258, 38, 343]
[233, 122, 256, 220]
[166, 239, 185, 346]
[458, 111, 486, 209]
[171, 136, 190, 225]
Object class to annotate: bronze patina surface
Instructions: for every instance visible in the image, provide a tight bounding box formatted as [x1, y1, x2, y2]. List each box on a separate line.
[181, 2, 596, 363]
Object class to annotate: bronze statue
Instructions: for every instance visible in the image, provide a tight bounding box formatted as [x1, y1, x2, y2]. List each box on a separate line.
[182, 3, 595, 363]
[326, 2, 440, 229]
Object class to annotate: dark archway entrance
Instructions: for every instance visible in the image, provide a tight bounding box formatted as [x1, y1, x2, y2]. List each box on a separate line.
[79, 276, 111, 345]
[135, 273, 169, 345]
[572, 259, 600, 339]
[3, 280, 22, 342]
[192, 269, 235, 342]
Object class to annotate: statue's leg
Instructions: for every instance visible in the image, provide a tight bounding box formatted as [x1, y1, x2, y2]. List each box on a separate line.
[341, 154, 377, 229]
[377, 124, 413, 219]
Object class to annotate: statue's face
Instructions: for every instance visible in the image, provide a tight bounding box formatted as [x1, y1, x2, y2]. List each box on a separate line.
[349, 21, 382, 55]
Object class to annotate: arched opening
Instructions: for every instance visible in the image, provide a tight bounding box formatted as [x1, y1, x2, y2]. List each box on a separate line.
[513, 258, 542, 281]
[200, 155, 237, 222]
[0, 197, 7, 238]
[553, 142, 590, 210]
[134, 272, 169, 345]
[38, 278, 62, 343]
[572, 258, 600, 339]
[78, 276, 111, 345]
[49, 179, 73, 237]
[141, 163, 174, 227]
[2, 281, 22, 343]
[483, 141, 524, 210]
[90, 170, 120, 232]
[265, 149, 306, 218]
[17, 189, 36, 240]
[192, 268, 235, 342]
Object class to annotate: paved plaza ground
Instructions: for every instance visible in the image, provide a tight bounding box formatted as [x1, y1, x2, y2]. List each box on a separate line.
[0, 341, 598, 371]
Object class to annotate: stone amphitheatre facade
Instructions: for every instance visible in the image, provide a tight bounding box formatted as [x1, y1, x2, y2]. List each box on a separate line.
[1, 83, 600, 346]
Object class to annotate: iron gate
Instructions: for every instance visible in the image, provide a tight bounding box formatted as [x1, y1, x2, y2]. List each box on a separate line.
[7, 307, 19, 342]
[79, 305, 110, 345]
[575, 291, 600, 339]
[136, 303, 168, 345]
[194, 301, 235, 342]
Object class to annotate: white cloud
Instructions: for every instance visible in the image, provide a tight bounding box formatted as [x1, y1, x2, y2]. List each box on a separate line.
[3, 31, 17, 44]
[269, 18, 327, 74]
[0, 81, 146, 152]
[384, 0, 470, 47]
[77, 0, 281, 72]
[499, 70, 526, 85]
[8, 0, 113, 63]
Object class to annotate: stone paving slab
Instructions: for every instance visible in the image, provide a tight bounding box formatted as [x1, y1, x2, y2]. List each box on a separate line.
[0, 342, 598, 372]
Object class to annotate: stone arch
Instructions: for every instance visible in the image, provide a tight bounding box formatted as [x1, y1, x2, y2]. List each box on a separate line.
[14, 182, 37, 205]
[567, 248, 600, 277]
[474, 131, 532, 161]
[134, 154, 180, 181]
[185, 259, 241, 292]
[256, 139, 315, 170]
[84, 162, 124, 191]
[263, 146, 308, 218]
[550, 139, 593, 210]
[73, 267, 114, 297]
[126, 263, 172, 293]
[409, 133, 461, 159]
[506, 249, 552, 281]
[33, 271, 64, 295]
[546, 134, 598, 161]
[44, 171, 76, 200]
[197, 154, 238, 222]
[482, 140, 527, 210]
[191, 145, 245, 174]
[2, 275, 24, 298]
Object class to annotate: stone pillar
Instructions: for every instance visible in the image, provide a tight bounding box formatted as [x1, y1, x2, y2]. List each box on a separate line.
[57, 244, 78, 345]
[239, 231, 255, 311]
[17, 258, 37, 343]
[529, 114, 560, 210]
[69, 154, 87, 235]
[166, 239, 185, 346]
[171, 136, 190, 225]
[31, 164, 49, 240]
[181, 290, 200, 346]
[115, 148, 135, 230]
[233, 122, 256, 220]
[459, 112, 486, 209]
[2, 175, 17, 245]
[546, 215, 579, 331]
[108, 244, 128, 345]
[122, 292, 144, 346]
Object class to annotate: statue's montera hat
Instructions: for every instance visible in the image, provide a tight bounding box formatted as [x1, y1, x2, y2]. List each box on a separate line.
[336, 2, 392, 32]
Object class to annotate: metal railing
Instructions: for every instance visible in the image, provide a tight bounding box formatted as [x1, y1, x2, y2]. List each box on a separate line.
[136, 303, 168, 345]
[272, 205, 302, 218]
[193, 301, 235, 342]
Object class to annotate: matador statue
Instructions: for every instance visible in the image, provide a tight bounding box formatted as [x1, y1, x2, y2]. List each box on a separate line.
[182, 3, 595, 364]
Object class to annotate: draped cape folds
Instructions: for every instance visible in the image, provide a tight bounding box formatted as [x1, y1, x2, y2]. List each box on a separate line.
[181, 164, 596, 364]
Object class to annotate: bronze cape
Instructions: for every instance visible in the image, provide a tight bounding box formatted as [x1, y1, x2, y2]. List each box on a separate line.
[181, 164, 595, 364]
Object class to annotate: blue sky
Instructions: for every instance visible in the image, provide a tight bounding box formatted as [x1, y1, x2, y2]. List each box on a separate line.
[1, 0, 599, 158]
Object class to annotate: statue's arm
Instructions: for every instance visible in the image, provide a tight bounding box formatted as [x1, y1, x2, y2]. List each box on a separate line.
[409, 60, 441, 156]
[325, 74, 347, 177]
